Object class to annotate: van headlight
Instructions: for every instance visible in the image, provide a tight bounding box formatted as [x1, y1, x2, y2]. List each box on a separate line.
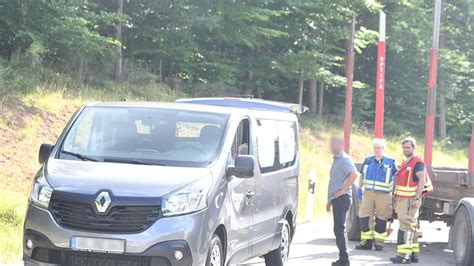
[30, 175, 53, 209]
[162, 177, 212, 216]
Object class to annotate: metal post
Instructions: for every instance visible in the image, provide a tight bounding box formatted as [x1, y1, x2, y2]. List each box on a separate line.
[374, 11, 386, 138]
[306, 169, 316, 221]
[424, 0, 441, 169]
[469, 124, 474, 175]
[344, 16, 356, 153]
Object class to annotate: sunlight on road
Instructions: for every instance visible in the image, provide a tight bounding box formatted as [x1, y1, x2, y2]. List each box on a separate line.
[239, 219, 454, 266]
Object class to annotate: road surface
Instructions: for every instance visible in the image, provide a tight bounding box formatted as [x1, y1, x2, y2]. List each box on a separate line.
[239, 218, 454, 266]
[3, 219, 454, 266]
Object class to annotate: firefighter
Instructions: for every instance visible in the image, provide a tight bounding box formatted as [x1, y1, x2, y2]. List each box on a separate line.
[390, 137, 433, 264]
[355, 138, 397, 251]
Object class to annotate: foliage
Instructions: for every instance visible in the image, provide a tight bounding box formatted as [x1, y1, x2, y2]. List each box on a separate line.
[0, 0, 472, 143]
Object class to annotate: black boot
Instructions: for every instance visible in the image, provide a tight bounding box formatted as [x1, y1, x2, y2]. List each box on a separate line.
[355, 240, 373, 250]
[411, 253, 419, 263]
[390, 256, 411, 264]
[331, 259, 350, 266]
[374, 244, 384, 251]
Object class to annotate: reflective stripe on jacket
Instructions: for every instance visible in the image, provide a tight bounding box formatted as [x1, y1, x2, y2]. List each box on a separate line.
[361, 156, 397, 193]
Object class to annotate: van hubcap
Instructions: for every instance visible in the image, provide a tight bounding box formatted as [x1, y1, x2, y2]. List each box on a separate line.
[281, 224, 290, 262]
[210, 244, 221, 266]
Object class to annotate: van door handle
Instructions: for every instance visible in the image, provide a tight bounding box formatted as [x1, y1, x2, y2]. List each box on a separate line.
[246, 191, 255, 198]
[245, 190, 254, 206]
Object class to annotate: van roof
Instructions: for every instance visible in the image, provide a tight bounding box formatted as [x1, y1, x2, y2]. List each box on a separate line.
[176, 97, 308, 114]
[86, 100, 300, 120]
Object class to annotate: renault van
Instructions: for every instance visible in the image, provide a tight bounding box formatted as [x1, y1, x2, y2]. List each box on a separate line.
[23, 97, 305, 266]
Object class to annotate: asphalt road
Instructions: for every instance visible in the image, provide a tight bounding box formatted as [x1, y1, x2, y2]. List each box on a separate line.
[4, 219, 454, 266]
[239, 218, 455, 266]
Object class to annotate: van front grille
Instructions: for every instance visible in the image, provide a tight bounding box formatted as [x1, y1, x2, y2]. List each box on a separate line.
[32, 247, 171, 266]
[50, 195, 161, 233]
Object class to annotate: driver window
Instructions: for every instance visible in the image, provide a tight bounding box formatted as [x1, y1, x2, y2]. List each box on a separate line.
[229, 119, 250, 164]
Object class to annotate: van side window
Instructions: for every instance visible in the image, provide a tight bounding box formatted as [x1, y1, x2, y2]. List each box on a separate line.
[229, 119, 250, 164]
[257, 119, 297, 173]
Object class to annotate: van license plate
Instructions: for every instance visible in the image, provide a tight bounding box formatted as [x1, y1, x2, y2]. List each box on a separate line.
[70, 236, 125, 253]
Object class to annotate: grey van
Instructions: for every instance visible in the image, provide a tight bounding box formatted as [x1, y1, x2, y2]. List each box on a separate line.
[23, 97, 305, 266]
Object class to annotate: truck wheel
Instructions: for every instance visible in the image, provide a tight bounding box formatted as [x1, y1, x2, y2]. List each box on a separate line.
[346, 185, 360, 241]
[206, 234, 224, 266]
[264, 220, 291, 266]
[453, 205, 474, 266]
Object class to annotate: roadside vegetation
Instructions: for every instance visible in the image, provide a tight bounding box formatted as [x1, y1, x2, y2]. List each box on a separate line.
[0, 84, 468, 263]
[0, 0, 472, 262]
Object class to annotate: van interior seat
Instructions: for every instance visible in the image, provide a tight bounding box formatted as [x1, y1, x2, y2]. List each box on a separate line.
[113, 121, 138, 151]
[199, 125, 221, 153]
[151, 123, 177, 152]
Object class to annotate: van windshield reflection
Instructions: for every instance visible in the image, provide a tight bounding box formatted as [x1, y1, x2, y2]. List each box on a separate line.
[60, 106, 229, 167]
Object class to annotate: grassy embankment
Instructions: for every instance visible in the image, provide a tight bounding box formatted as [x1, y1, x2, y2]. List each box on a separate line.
[0, 88, 469, 263]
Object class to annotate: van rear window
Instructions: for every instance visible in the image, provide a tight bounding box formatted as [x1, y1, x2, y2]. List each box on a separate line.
[256, 119, 297, 173]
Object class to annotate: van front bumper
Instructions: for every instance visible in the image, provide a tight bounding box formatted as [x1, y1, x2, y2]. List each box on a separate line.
[23, 203, 210, 266]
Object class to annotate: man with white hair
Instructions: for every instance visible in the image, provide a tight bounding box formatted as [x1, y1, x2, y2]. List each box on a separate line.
[355, 138, 398, 251]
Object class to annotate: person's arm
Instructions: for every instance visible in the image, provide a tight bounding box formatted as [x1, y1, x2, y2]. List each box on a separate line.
[359, 160, 366, 188]
[334, 171, 358, 198]
[391, 161, 399, 193]
[412, 163, 426, 207]
[414, 170, 426, 199]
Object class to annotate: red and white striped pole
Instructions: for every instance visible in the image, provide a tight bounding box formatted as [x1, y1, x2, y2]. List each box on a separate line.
[374, 11, 386, 138]
[424, 0, 442, 169]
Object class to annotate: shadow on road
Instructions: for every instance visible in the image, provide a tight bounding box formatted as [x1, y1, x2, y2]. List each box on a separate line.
[239, 220, 455, 266]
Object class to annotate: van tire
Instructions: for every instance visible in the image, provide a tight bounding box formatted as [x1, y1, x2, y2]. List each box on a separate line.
[206, 234, 224, 266]
[264, 220, 291, 266]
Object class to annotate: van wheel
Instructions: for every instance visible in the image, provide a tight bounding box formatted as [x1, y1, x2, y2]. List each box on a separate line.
[206, 234, 224, 266]
[264, 220, 291, 266]
[453, 205, 474, 266]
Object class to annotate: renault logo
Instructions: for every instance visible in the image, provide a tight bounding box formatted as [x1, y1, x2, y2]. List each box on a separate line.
[95, 191, 111, 213]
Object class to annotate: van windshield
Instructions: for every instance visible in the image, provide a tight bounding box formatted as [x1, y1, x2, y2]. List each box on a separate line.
[60, 106, 229, 167]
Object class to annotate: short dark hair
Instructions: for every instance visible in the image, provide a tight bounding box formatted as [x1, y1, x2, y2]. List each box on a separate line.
[401, 137, 416, 147]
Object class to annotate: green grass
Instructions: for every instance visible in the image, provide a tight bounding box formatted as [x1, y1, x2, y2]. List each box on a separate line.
[0, 190, 27, 263]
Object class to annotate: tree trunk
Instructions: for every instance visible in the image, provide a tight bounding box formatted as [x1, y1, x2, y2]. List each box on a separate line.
[10, 0, 27, 62]
[243, 70, 253, 96]
[438, 80, 447, 139]
[318, 82, 325, 116]
[159, 59, 163, 82]
[77, 57, 85, 83]
[308, 79, 317, 115]
[297, 78, 304, 105]
[114, 0, 124, 81]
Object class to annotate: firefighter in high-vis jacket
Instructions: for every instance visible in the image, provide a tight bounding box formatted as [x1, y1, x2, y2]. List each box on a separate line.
[355, 138, 398, 251]
[390, 137, 433, 264]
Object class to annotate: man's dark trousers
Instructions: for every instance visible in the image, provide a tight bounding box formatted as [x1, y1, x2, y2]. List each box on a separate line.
[332, 194, 351, 262]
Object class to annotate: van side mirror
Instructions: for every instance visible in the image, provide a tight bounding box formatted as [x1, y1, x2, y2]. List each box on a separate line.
[39, 144, 54, 164]
[227, 155, 255, 178]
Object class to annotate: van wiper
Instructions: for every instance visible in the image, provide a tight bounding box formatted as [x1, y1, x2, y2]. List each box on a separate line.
[102, 158, 167, 166]
[61, 150, 101, 162]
